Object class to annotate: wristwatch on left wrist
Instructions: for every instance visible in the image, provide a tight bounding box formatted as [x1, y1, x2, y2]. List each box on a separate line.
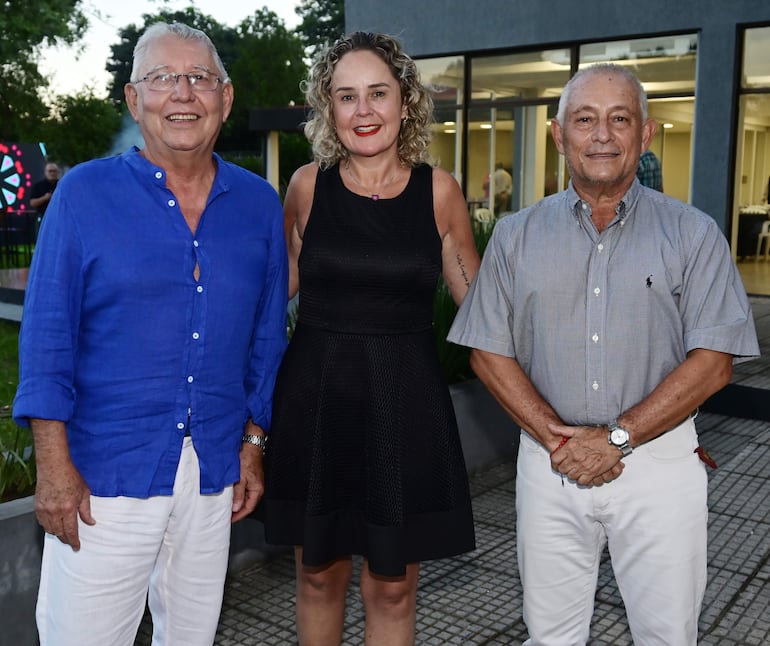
[608, 422, 633, 457]
[242, 433, 268, 453]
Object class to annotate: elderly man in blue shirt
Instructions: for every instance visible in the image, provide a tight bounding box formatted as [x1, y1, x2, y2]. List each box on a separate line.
[449, 63, 759, 644]
[13, 22, 288, 646]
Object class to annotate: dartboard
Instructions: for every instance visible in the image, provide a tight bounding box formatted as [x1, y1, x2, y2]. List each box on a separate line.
[0, 142, 32, 211]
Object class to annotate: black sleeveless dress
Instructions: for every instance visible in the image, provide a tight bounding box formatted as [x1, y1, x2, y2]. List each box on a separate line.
[262, 163, 475, 577]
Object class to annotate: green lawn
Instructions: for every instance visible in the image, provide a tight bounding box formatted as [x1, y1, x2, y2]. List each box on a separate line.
[0, 320, 35, 502]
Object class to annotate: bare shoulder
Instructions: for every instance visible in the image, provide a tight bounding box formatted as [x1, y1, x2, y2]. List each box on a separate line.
[285, 162, 320, 238]
[288, 162, 320, 195]
[431, 165, 463, 199]
[431, 166, 468, 232]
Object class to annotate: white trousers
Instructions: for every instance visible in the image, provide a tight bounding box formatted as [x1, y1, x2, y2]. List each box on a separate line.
[37, 437, 234, 646]
[517, 417, 707, 646]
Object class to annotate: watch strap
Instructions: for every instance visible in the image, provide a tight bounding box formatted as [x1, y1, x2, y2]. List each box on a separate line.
[242, 433, 268, 452]
[608, 422, 633, 456]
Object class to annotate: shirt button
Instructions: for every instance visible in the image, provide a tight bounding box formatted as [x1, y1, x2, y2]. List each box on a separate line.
[196, 285, 203, 293]
[187, 375, 194, 383]
[168, 199, 176, 207]
[597, 243, 604, 251]
[193, 240, 199, 247]
[592, 333, 599, 343]
[192, 332, 200, 340]
[593, 287, 601, 295]
[155, 171, 163, 179]
[177, 422, 185, 430]
[592, 381, 599, 391]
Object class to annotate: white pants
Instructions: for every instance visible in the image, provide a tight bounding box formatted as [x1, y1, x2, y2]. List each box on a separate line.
[517, 418, 707, 646]
[37, 437, 234, 646]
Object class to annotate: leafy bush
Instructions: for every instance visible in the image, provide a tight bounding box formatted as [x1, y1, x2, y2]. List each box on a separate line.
[0, 424, 35, 502]
[0, 320, 35, 502]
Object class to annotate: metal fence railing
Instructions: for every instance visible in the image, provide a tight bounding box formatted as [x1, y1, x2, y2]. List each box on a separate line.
[0, 210, 37, 269]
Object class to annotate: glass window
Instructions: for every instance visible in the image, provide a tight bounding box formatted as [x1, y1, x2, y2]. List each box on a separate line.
[465, 107, 515, 216]
[467, 50, 569, 213]
[422, 37, 700, 217]
[471, 49, 571, 101]
[430, 117, 463, 180]
[646, 98, 694, 203]
[736, 94, 770, 207]
[579, 35, 697, 93]
[417, 57, 465, 181]
[417, 56, 464, 107]
[742, 27, 770, 89]
[732, 27, 770, 265]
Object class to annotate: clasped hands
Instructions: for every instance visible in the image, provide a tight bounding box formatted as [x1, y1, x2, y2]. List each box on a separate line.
[547, 423, 625, 486]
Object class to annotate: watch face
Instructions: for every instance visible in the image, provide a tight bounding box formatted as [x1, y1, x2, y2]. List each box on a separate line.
[610, 428, 629, 446]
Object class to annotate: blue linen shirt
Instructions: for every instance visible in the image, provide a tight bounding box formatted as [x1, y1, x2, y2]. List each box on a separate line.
[13, 147, 288, 497]
[448, 180, 759, 427]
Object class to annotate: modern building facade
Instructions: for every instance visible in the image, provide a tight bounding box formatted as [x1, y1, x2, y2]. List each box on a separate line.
[345, 0, 770, 280]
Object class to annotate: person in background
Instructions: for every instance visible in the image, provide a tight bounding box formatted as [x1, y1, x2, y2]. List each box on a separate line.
[449, 63, 758, 644]
[29, 162, 61, 217]
[261, 31, 479, 646]
[13, 22, 288, 646]
[483, 162, 513, 214]
[636, 148, 663, 191]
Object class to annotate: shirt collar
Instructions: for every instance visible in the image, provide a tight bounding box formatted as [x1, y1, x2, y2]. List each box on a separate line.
[122, 146, 230, 200]
[566, 179, 641, 227]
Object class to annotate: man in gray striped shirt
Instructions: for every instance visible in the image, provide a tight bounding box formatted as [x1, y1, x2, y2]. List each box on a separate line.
[449, 63, 759, 645]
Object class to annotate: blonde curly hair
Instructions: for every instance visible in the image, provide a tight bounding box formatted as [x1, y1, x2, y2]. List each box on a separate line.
[303, 32, 434, 169]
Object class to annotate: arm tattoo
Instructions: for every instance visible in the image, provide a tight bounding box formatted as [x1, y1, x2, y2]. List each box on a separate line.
[456, 253, 470, 287]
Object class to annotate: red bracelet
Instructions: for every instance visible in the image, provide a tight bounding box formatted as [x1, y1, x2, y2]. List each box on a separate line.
[550, 436, 569, 457]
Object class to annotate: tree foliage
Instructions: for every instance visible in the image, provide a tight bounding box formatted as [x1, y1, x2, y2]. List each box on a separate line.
[223, 10, 307, 149]
[295, 0, 346, 61]
[41, 92, 122, 167]
[0, 0, 88, 141]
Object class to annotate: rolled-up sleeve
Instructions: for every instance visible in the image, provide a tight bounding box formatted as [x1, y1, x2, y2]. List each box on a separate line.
[13, 190, 83, 426]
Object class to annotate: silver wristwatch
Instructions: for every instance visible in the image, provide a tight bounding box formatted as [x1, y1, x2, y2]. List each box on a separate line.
[608, 422, 633, 457]
[242, 433, 268, 453]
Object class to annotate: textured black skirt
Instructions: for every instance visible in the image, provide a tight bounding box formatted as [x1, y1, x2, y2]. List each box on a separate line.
[261, 322, 476, 577]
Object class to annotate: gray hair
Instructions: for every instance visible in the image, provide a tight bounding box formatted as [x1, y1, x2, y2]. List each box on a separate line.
[130, 22, 229, 83]
[556, 63, 647, 125]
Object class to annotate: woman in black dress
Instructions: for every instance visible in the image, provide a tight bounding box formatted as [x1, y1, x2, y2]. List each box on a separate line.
[262, 32, 480, 645]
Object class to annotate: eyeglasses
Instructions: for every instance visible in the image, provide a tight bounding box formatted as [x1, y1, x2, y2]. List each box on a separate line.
[134, 72, 224, 92]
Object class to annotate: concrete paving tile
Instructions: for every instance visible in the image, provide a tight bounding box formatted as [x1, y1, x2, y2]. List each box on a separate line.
[470, 487, 517, 529]
[709, 472, 770, 523]
[702, 568, 752, 628]
[706, 516, 770, 575]
[468, 460, 516, 497]
[590, 602, 633, 644]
